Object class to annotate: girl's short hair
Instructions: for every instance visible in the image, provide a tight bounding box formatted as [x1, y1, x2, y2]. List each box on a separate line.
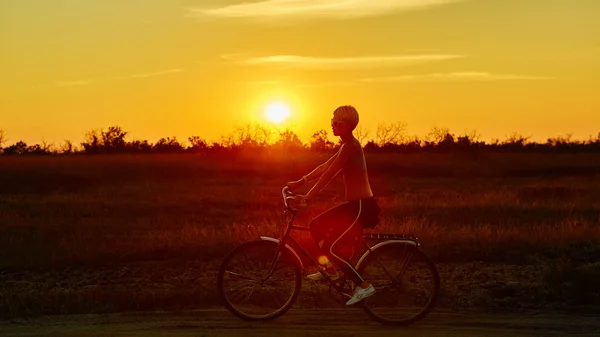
[333, 105, 359, 131]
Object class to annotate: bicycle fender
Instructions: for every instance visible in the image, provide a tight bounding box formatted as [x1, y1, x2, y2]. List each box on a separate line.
[355, 240, 418, 271]
[260, 236, 304, 269]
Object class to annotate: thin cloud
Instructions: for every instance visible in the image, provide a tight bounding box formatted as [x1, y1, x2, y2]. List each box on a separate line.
[296, 81, 356, 88]
[246, 80, 284, 86]
[113, 69, 184, 80]
[187, 0, 465, 20]
[56, 80, 93, 87]
[364, 72, 555, 82]
[56, 69, 184, 87]
[296, 72, 555, 87]
[405, 48, 442, 53]
[230, 54, 464, 69]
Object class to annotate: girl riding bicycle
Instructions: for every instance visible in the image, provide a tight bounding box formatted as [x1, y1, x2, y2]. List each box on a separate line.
[287, 105, 381, 306]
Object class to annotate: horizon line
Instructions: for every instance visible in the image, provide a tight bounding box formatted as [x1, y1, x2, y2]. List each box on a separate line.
[1, 124, 598, 148]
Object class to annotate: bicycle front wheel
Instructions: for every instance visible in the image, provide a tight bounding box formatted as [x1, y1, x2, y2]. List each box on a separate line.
[217, 240, 302, 321]
[358, 242, 440, 325]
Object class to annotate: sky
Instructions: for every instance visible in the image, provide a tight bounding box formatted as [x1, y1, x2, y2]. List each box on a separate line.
[1, 0, 599, 146]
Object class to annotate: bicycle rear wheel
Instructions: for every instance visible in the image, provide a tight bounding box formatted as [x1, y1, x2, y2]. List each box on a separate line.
[217, 240, 302, 321]
[357, 242, 440, 325]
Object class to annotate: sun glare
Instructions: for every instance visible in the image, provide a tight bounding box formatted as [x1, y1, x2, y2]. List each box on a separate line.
[265, 102, 290, 124]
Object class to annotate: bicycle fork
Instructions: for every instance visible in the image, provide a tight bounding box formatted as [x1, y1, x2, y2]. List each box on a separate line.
[262, 241, 288, 282]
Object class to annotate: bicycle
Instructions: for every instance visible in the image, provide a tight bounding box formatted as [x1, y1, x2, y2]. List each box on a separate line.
[217, 186, 440, 325]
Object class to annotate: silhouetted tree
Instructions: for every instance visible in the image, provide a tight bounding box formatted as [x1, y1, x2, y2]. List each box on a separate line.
[153, 137, 184, 153]
[274, 129, 304, 152]
[233, 124, 261, 149]
[61, 140, 74, 154]
[3, 141, 28, 155]
[463, 129, 481, 143]
[188, 136, 209, 153]
[403, 136, 423, 151]
[102, 126, 127, 153]
[455, 134, 473, 148]
[81, 129, 103, 154]
[438, 132, 456, 149]
[26, 144, 47, 155]
[0, 129, 6, 150]
[501, 132, 530, 150]
[218, 134, 235, 149]
[210, 141, 226, 153]
[547, 133, 576, 149]
[354, 125, 370, 146]
[376, 122, 407, 147]
[452, 130, 486, 151]
[309, 130, 334, 152]
[426, 126, 451, 146]
[254, 123, 273, 146]
[126, 139, 153, 153]
[591, 132, 600, 149]
[504, 132, 530, 145]
[363, 140, 379, 152]
[3, 122, 600, 156]
[226, 123, 276, 152]
[80, 126, 128, 153]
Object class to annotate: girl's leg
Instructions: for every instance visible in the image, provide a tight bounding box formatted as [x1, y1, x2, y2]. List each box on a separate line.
[328, 200, 365, 286]
[309, 203, 352, 273]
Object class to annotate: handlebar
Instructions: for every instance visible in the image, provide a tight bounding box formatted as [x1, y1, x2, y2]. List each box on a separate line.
[282, 186, 296, 210]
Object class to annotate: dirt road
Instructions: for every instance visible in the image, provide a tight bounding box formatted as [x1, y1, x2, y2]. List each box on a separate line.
[1, 308, 598, 337]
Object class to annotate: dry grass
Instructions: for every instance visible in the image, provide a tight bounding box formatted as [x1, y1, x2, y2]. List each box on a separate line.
[0, 152, 599, 318]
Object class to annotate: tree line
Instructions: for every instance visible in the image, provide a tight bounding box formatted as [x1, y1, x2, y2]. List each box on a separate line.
[1, 123, 599, 156]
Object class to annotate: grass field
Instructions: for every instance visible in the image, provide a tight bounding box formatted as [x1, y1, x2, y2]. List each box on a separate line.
[1, 152, 599, 318]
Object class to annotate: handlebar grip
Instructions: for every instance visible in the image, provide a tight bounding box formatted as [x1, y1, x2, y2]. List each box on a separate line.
[282, 186, 296, 210]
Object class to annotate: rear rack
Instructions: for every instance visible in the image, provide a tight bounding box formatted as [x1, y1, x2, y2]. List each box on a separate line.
[363, 233, 419, 243]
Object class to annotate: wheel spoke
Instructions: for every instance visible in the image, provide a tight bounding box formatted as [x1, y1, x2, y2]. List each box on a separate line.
[238, 283, 258, 306]
[225, 270, 259, 282]
[218, 240, 301, 321]
[266, 287, 281, 308]
[228, 284, 256, 304]
[359, 244, 439, 326]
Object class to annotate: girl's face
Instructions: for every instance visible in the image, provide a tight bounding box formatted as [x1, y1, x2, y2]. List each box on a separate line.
[331, 116, 350, 137]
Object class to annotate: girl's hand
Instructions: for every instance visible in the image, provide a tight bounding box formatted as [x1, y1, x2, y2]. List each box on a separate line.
[286, 180, 303, 191]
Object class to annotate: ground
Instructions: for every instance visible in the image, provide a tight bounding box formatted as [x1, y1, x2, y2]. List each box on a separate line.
[2, 308, 599, 337]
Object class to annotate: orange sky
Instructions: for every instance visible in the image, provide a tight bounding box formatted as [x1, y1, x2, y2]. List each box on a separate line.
[1, 0, 599, 146]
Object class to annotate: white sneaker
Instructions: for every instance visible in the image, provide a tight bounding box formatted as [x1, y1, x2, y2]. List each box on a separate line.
[306, 270, 339, 281]
[346, 284, 375, 306]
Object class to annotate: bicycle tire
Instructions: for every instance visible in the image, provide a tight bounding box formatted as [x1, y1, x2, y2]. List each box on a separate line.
[357, 242, 440, 325]
[217, 240, 302, 321]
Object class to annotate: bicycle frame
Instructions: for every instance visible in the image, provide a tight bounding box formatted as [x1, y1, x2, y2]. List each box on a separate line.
[261, 207, 353, 295]
[259, 186, 421, 297]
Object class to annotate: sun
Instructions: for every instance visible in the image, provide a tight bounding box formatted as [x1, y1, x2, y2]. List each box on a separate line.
[265, 102, 290, 124]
